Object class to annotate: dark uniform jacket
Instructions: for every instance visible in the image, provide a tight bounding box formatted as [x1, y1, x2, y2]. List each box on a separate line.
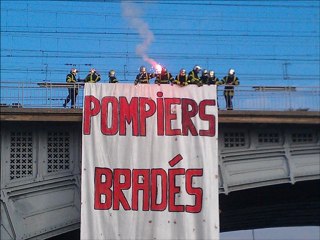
[134, 72, 154, 84]
[207, 76, 220, 85]
[155, 72, 174, 84]
[188, 70, 201, 85]
[221, 75, 240, 96]
[200, 75, 210, 85]
[109, 77, 118, 83]
[66, 73, 77, 83]
[66, 72, 78, 95]
[175, 74, 188, 86]
[85, 72, 101, 83]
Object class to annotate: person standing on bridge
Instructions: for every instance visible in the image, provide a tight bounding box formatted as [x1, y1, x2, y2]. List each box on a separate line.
[63, 68, 79, 109]
[84, 68, 101, 83]
[208, 70, 221, 109]
[221, 68, 240, 110]
[154, 67, 174, 85]
[134, 66, 154, 85]
[108, 70, 118, 83]
[174, 68, 188, 86]
[200, 69, 210, 85]
[207, 70, 220, 86]
[188, 65, 203, 86]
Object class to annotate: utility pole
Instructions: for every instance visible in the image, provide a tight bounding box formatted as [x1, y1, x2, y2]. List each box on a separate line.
[282, 62, 291, 80]
[123, 64, 128, 81]
[44, 64, 48, 81]
[252, 229, 255, 240]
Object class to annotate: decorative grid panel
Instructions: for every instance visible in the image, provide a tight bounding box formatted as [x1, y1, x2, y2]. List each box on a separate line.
[258, 133, 280, 144]
[224, 132, 246, 148]
[9, 131, 33, 180]
[47, 131, 70, 173]
[291, 133, 314, 143]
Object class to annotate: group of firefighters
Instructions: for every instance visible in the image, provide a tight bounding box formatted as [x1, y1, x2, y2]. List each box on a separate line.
[63, 68, 117, 108]
[63, 65, 239, 110]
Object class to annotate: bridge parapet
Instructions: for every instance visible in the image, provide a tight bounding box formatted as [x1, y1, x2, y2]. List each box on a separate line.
[0, 81, 319, 111]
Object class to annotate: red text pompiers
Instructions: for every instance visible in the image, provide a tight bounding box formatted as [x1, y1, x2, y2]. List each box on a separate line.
[83, 91, 216, 136]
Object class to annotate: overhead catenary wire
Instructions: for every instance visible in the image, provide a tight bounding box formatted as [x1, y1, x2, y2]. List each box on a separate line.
[1, 1, 319, 84]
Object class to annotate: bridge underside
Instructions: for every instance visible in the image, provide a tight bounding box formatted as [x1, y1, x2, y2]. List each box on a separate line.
[220, 179, 320, 232]
[48, 179, 320, 239]
[1, 110, 319, 239]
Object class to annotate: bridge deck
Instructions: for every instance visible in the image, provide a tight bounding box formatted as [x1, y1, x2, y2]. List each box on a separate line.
[1, 107, 319, 124]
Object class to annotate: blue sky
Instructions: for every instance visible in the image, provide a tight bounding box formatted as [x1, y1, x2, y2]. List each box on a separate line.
[1, 0, 319, 87]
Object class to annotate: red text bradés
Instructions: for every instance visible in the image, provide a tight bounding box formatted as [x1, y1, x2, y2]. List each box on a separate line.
[94, 155, 203, 213]
[83, 91, 216, 136]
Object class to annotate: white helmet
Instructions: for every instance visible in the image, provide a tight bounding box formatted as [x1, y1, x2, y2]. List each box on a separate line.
[193, 65, 201, 72]
[71, 68, 78, 74]
[209, 70, 215, 77]
[229, 68, 235, 75]
[90, 68, 96, 73]
[180, 68, 186, 75]
[202, 69, 208, 76]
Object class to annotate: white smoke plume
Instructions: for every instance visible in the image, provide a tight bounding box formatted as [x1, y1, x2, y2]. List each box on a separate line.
[121, 1, 157, 67]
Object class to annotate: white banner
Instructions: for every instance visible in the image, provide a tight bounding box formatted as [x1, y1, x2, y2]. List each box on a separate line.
[81, 83, 219, 240]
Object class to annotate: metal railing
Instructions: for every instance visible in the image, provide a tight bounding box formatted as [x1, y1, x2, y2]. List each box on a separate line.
[0, 81, 319, 111]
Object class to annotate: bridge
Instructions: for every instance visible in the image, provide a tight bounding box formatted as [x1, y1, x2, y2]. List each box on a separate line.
[1, 83, 319, 239]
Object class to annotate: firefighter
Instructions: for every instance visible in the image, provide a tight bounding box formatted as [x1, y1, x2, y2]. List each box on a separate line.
[134, 66, 154, 85]
[200, 69, 209, 85]
[221, 68, 240, 110]
[207, 70, 220, 85]
[63, 68, 79, 108]
[84, 68, 101, 83]
[108, 70, 118, 83]
[188, 65, 203, 86]
[154, 67, 174, 85]
[174, 68, 188, 86]
[208, 70, 221, 109]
